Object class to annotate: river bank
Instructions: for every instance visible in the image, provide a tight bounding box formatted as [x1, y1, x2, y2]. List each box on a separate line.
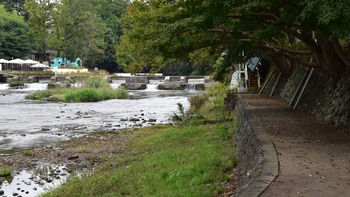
[1, 122, 237, 197]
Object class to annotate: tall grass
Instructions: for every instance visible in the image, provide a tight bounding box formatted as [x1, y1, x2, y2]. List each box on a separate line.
[188, 82, 230, 121]
[64, 86, 128, 102]
[25, 76, 129, 102]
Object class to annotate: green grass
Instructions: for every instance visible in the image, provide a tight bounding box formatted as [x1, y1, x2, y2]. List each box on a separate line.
[0, 167, 11, 177]
[42, 122, 237, 197]
[25, 76, 129, 102]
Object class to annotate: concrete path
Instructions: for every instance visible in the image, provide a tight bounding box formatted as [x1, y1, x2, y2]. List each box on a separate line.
[238, 94, 350, 197]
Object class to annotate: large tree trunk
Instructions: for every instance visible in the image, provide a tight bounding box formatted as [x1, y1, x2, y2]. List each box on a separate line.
[292, 31, 346, 79]
[318, 40, 346, 79]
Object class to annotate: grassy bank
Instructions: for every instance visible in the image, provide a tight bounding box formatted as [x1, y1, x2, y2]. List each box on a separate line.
[41, 82, 237, 196]
[43, 122, 237, 197]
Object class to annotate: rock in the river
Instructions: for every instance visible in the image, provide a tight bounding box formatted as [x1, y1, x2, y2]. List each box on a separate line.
[0, 190, 4, 195]
[148, 119, 157, 122]
[129, 118, 140, 122]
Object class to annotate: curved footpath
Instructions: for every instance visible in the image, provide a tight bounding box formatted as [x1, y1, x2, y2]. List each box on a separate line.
[238, 94, 350, 197]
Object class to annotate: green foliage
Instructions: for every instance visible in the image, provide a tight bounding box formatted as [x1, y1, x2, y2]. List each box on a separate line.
[0, 167, 11, 177]
[24, 0, 54, 62]
[172, 103, 188, 123]
[42, 123, 237, 197]
[26, 76, 129, 102]
[189, 94, 209, 114]
[25, 89, 67, 100]
[0, 5, 33, 59]
[117, 1, 221, 73]
[64, 86, 128, 102]
[117, 0, 350, 79]
[83, 76, 110, 89]
[188, 82, 230, 121]
[0, 0, 26, 16]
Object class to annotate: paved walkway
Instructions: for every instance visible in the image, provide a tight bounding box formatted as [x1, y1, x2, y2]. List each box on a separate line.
[239, 94, 350, 197]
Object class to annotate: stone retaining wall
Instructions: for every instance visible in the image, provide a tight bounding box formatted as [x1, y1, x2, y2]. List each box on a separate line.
[262, 67, 350, 132]
[235, 103, 263, 195]
[235, 96, 278, 197]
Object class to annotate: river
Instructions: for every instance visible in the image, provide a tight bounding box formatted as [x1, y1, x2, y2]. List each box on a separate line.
[0, 81, 199, 150]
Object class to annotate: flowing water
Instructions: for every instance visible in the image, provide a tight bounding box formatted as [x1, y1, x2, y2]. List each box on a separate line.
[0, 80, 201, 196]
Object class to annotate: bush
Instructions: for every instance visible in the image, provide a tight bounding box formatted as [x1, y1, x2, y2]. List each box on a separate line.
[114, 86, 129, 99]
[0, 167, 11, 177]
[26, 76, 129, 102]
[83, 76, 109, 89]
[189, 94, 208, 113]
[64, 86, 129, 102]
[188, 82, 231, 122]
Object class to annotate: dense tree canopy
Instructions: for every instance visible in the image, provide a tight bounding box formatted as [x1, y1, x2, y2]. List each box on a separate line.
[22, 0, 129, 70]
[0, 5, 32, 59]
[117, 0, 350, 79]
[0, 0, 26, 16]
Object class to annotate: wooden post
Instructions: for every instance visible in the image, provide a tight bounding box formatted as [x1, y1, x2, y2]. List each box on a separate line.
[269, 72, 281, 97]
[289, 67, 310, 106]
[293, 68, 314, 110]
[259, 68, 275, 94]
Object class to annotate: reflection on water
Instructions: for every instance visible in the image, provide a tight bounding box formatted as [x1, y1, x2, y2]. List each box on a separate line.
[0, 164, 70, 197]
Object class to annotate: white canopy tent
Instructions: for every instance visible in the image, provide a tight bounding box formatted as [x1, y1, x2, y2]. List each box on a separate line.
[0, 59, 10, 63]
[9, 58, 26, 64]
[31, 63, 49, 71]
[0, 59, 9, 71]
[24, 59, 40, 64]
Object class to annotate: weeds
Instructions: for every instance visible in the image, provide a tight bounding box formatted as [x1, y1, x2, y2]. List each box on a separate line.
[0, 168, 11, 177]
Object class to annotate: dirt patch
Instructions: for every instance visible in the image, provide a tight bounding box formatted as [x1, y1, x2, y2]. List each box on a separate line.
[0, 131, 131, 172]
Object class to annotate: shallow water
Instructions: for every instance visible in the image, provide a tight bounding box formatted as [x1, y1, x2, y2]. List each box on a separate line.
[0, 164, 70, 197]
[0, 81, 198, 150]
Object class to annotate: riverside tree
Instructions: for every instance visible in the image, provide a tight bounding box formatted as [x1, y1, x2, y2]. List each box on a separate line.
[25, 0, 55, 62]
[117, 0, 350, 80]
[24, 0, 128, 71]
[0, 5, 32, 59]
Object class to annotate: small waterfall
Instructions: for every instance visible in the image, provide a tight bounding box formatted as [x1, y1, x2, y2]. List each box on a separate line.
[24, 83, 48, 91]
[110, 79, 125, 89]
[186, 83, 196, 90]
[0, 83, 9, 90]
[186, 78, 205, 90]
[145, 80, 161, 91]
[110, 83, 121, 89]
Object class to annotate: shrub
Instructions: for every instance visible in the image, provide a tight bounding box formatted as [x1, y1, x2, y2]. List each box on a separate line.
[83, 76, 109, 89]
[0, 168, 11, 177]
[64, 86, 129, 102]
[188, 94, 208, 113]
[188, 82, 231, 121]
[115, 86, 129, 99]
[26, 75, 129, 102]
[65, 88, 100, 102]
